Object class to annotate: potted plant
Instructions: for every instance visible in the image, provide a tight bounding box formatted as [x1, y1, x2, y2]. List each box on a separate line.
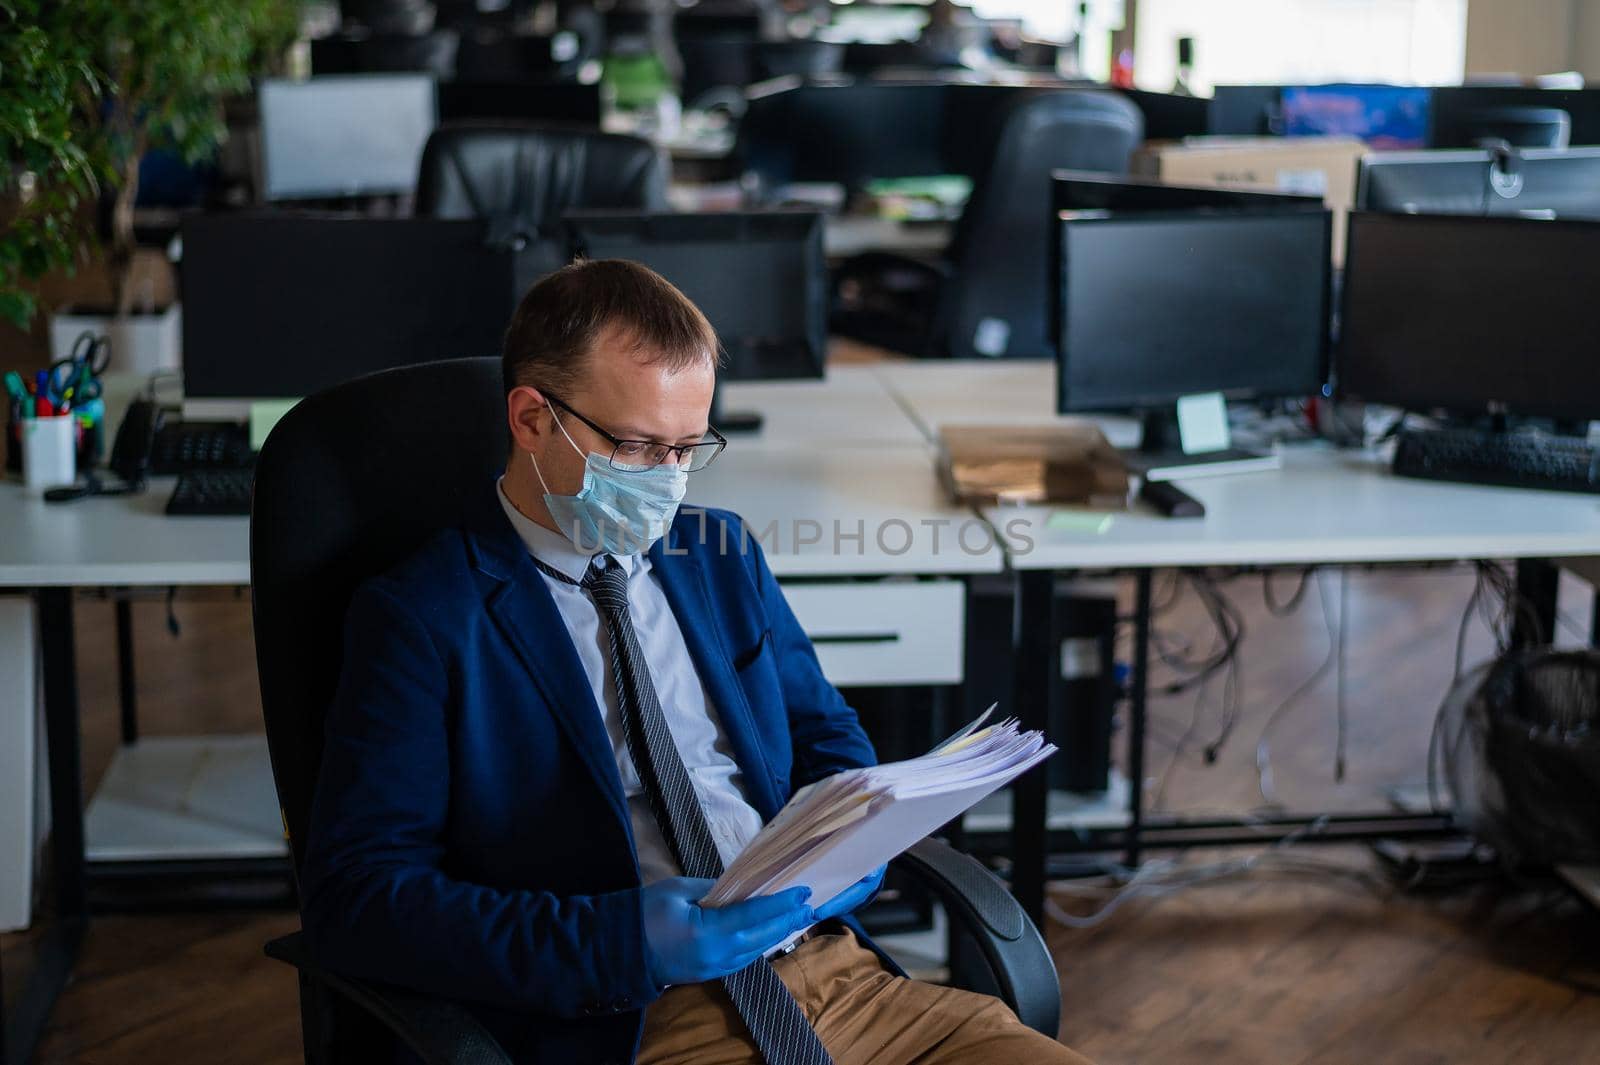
[0, 0, 100, 333]
[2, 0, 300, 370]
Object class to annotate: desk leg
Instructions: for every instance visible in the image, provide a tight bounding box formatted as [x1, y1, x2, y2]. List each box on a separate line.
[116, 596, 138, 745]
[0, 589, 88, 1065]
[1125, 571, 1153, 869]
[1513, 559, 1559, 648]
[1012, 569, 1055, 927]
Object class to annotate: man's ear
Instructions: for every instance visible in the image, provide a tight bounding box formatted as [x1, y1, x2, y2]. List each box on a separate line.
[506, 385, 551, 454]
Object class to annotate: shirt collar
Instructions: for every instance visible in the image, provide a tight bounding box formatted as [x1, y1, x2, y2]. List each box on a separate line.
[495, 478, 637, 582]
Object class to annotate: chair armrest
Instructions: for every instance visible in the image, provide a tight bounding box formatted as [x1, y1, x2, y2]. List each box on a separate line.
[889, 838, 1061, 1037]
[265, 932, 513, 1065]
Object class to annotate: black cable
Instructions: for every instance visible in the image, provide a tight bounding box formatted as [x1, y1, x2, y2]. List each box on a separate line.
[1154, 572, 1244, 696]
[1195, 575, 1246, 763]
[1334, 569, 1349, 783]
[1263, 567, 1316, 616]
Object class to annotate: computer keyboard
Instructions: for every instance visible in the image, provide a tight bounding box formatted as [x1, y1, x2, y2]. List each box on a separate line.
[150, 420, 253, 475]
[1392, 427, 1600, 494]
[166, 469, 255, 516]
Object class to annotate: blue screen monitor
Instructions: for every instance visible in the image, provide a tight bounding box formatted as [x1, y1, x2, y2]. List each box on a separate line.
[1280, 84, 1432, 149]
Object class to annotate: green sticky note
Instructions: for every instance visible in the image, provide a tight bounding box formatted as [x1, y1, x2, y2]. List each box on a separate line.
[1047, 510, 1115, 535]
[249, 399, 301, 452]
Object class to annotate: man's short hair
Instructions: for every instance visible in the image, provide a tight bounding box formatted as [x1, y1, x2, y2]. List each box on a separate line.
[501, 258, 721, 398]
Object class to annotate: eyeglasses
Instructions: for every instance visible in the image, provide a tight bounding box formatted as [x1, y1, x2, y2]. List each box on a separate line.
[546, 394, 728, 473]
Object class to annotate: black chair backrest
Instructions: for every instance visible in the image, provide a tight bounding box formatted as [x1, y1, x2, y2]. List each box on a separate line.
[252, 357, 509, 872]
[356, 30, 461, 77]
[415, 123, 668, 240]
[944, 89, 1142, 359]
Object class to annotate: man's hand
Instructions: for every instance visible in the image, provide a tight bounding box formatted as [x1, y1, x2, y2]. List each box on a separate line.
[640, 878, 814, 988]
[811, 865, 887, 922]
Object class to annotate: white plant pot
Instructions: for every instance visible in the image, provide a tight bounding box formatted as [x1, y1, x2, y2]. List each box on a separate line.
[50, 303, 182, 378]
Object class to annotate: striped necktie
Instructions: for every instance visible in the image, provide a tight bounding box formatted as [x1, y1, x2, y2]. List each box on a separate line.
[536, 553, 833, 1065]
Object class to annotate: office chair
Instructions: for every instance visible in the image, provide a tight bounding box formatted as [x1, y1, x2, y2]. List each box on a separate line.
[356, 30, 462, 77]
[832, 89, 1143, 359]
[414, 123, 668, 255]
[1450, 106, 1572, 150]
[251, 357, 1062, 1064]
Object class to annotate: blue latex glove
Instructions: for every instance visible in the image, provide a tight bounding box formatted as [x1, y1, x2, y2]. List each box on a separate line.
[811, 865, 888, 922]
[640, 877, 815, 988]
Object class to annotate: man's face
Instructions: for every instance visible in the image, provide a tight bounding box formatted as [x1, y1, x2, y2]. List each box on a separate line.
[509, 323, 716, 501]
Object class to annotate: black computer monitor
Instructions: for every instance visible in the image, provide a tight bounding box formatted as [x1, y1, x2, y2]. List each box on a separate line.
[181, 214, 515, 407]
[1338, 211, 1600, 422]
[1430, 86, 1600, 147]
[1208, 85, 1282, 135]
[1052, 170, 1323, 213]
[1357, 147, 1600, 218]
[1115, 88, 1209, 141]
[739, 81, 949, 192]
[258, 75, 438, 200]
[563, 210, 827, 382]
[436, 79, 602, 126]
[1055, 209, 1331, 436]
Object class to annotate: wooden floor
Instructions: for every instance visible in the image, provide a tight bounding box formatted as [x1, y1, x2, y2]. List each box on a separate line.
[6, 567, 1600, 1064]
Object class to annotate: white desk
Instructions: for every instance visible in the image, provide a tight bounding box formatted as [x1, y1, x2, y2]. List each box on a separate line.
[984, 446, 1600, 570]
[872, 359, 1141, 448]
[0, 479, 248, 587]
[719, 365, 927, 448]
[692, 441, 1001, 578]
[823, 217, 952, 260]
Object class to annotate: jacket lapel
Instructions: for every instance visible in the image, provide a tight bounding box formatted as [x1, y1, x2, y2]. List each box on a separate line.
[465, 485, 631, 831]
[649, 528, 785, 821]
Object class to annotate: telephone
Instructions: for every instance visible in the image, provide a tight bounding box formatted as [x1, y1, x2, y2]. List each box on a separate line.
[109, 397, 161, 487]
[42, 398, 160, 503]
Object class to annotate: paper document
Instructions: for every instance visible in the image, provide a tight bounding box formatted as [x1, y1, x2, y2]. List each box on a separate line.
[704, 705, 1056, 912]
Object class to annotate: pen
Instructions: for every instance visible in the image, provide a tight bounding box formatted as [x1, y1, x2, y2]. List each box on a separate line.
[34, 372, 54, 416]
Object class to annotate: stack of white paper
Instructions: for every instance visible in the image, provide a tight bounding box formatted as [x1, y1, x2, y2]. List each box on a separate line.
[704, 706, 1056, 911]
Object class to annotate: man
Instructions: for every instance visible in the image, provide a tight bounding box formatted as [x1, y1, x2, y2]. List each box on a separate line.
[300, 260, 1091, 1065]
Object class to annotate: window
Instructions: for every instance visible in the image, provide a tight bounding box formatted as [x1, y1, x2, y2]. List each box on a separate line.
[1134, 0, 1467, 95]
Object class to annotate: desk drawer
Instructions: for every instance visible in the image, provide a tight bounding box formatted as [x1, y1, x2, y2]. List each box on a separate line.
[779, 580, 965, 688]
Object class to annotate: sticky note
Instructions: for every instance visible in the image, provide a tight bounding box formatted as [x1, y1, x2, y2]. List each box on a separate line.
[1047, 510, 1115, 535]
[249, 399, 301, 452]
[1176, 391, 1231, 455]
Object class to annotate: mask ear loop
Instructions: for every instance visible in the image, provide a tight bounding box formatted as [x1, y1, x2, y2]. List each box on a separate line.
[528, 400, 585, 496]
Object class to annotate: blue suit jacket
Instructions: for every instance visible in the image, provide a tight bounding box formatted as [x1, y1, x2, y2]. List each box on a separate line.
[298, 485, 885, 1065]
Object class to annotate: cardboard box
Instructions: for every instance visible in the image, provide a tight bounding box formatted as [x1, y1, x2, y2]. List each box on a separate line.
[938, 423, 1129, 507]
[1131, 136, 1369, 263]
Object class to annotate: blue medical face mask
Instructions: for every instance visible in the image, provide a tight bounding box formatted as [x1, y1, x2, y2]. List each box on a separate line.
[529, 408, 689, 556]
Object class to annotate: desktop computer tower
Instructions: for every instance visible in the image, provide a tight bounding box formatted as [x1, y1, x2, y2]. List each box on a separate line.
[965, 576, 1120, 795]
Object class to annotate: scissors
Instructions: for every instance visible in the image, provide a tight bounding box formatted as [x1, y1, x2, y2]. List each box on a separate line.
[48, 331, 110, 406]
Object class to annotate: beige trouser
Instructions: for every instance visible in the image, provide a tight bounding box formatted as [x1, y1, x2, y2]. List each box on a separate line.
[636, 926, 1094, 1065]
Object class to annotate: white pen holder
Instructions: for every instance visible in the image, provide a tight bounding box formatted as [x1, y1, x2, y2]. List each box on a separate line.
[21, 416, 77, 495]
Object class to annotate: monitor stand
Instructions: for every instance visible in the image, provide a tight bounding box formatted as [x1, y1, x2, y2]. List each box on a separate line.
[1120, 406, 1280, 482]
[711, 383, 763, 434]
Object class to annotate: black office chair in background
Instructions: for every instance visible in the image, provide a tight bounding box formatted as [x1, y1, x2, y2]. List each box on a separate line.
[833, 89, 1143, 359]
[414, 122, 667, 277]
[251, 356, 1063, 1064]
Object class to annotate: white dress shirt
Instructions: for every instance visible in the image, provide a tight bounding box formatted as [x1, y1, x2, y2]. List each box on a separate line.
[497, 481, 766, 885]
